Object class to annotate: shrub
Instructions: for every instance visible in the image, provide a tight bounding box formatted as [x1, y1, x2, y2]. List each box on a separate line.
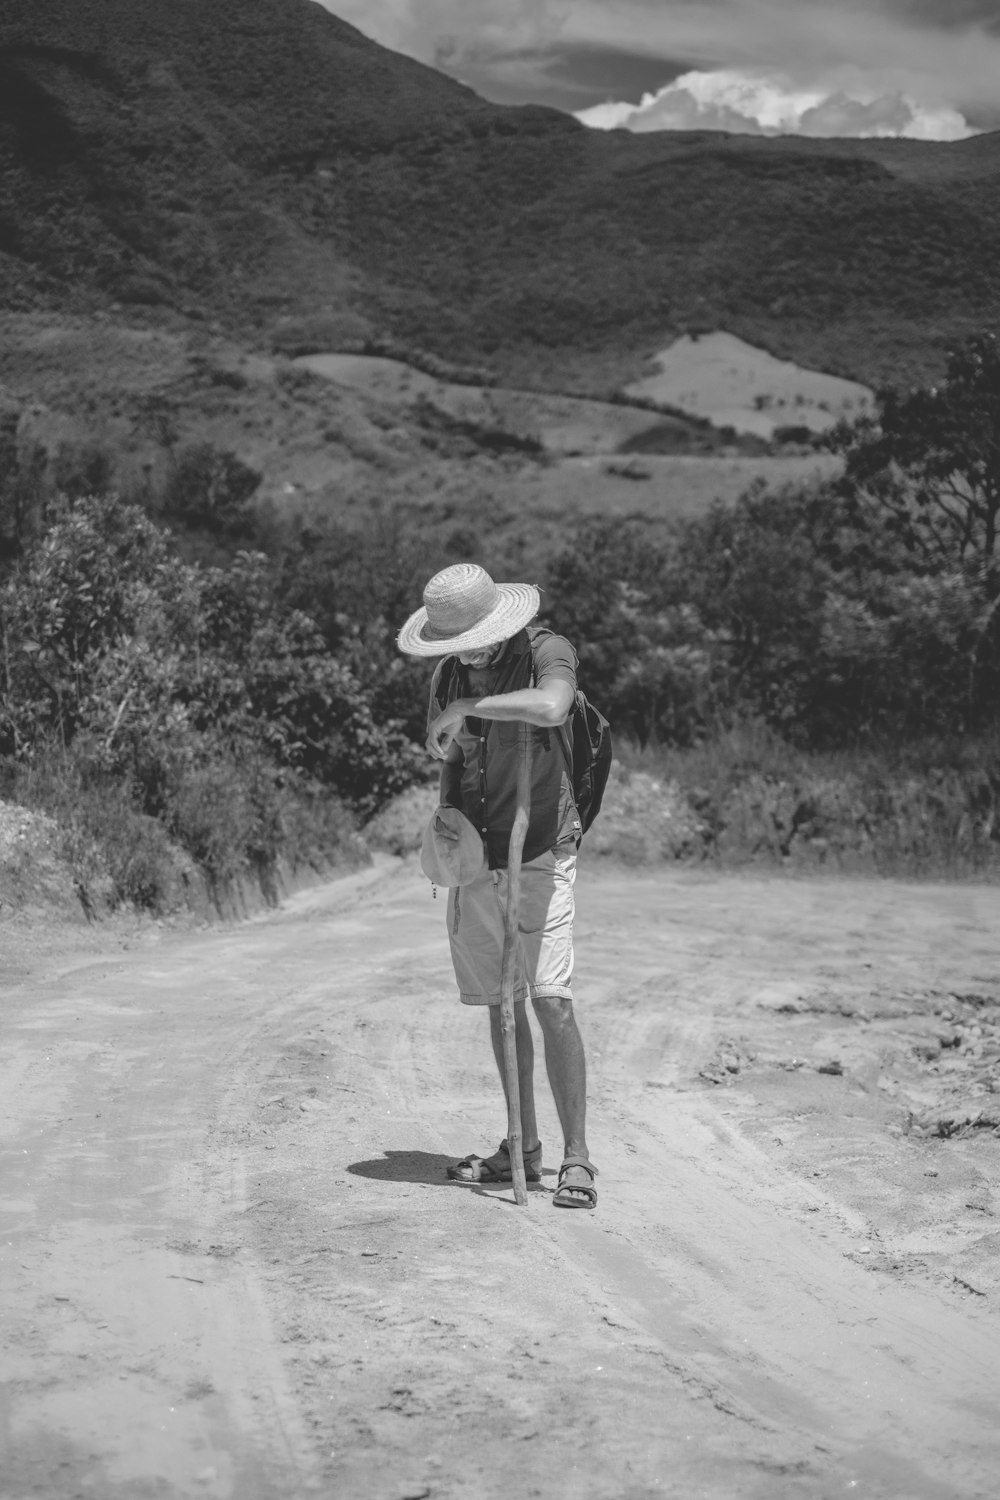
[614, 723, 1000, 876]
[0, 495, 415, 908]
[160, 443, 261, 534]
[1, 749, 191, 914]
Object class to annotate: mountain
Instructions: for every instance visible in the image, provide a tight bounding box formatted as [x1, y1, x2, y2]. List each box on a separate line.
[2, 0, 1000, 386]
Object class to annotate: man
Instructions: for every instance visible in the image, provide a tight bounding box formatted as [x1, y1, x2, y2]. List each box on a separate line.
[397, 562, 597, 1209]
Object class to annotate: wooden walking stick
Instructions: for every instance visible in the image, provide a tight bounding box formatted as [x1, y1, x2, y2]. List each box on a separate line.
[499, 724, 533, 1207]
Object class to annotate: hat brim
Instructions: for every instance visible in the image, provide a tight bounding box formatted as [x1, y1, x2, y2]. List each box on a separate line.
[420, 806, 487, 886]
[397, 582, 540, 657]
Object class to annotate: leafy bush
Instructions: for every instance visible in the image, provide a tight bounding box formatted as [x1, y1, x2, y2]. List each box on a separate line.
[668, 485, 996, 742]
[542, 519, 714, 744]
[0, 495, 417, 909]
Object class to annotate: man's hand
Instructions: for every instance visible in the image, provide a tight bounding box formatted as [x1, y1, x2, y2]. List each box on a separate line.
[426, 700, 468, 760]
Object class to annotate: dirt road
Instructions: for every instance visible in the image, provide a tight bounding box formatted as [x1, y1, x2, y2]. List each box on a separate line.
[2, 858, 999, 1500]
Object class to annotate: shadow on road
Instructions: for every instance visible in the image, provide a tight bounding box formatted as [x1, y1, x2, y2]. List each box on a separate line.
[347, 1151, 557, 1199]
[347, 1150, 456, 1184]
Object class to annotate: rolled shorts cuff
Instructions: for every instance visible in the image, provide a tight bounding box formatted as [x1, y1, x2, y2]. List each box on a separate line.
[460, 981, 574, 1008]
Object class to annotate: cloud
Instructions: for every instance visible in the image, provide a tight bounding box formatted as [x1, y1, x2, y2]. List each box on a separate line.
[575, 68, 976, 140]
[320, 1, 1000, 127]
[322, 0, 569, 70]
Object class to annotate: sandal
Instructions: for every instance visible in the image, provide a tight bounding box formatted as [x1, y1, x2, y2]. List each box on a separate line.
[447, 1138, 542, 1184]
[552, 1156, 598, 1210]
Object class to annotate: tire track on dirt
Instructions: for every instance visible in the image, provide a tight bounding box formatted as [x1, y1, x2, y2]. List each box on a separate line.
[313, 862, 1000, 1498]
[0, 870, 394, 1500]
[3, 859, 999, 1499]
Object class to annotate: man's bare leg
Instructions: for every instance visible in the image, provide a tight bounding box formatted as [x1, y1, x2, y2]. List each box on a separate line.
[488, 999, 540, 1156]
[532, 996, 593, 1204]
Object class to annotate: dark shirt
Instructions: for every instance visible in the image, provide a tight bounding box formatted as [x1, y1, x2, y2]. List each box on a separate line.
[428, 627, 580, 868]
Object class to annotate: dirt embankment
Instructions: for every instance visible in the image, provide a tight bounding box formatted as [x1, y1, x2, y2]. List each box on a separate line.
[2, 857, 999, 1499]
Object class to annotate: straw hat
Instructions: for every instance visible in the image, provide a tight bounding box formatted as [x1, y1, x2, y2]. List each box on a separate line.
[420, 805, 487, 886]
[397, 563, 539, 657]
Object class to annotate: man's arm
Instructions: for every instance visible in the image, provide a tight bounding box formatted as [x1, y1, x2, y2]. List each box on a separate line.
[426, 679, 574, 760]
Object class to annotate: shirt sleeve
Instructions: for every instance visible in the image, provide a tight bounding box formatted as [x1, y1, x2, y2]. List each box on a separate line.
[426, 657, 455, 740]
[531, 632, 578, 689]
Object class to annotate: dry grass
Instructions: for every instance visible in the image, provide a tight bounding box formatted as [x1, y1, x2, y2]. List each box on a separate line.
[610, 725, 1000, 879]
[624, 331, 873, 437]
[501, 452, 841, 532]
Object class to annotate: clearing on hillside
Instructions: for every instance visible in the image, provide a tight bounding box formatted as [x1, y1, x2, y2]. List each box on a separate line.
[625, 331, 874, 437]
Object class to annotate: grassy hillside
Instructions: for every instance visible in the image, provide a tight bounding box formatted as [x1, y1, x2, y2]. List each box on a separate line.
[1, 0, 999, 387]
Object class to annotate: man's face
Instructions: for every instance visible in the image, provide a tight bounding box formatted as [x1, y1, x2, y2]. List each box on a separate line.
[457, 639, 506, 669]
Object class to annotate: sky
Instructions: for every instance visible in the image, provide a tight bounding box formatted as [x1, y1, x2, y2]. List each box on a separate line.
[319, 0, 1000, 140]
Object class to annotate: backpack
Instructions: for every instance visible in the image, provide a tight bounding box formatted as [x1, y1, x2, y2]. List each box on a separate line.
[437, 630, 613, 836]
[565, 687, 613, 835]
[524, 627, 612, 834]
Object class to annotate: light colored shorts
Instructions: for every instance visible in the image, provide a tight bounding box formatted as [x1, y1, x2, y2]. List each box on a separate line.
[446, 847, 576, 1006]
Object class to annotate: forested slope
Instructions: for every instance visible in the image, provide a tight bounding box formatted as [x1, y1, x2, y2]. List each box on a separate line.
[2, 0, 999, 384]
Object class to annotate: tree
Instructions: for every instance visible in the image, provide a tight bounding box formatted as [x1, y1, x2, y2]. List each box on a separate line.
[161, 443, 261, 535]
[831, 332, 1000, 581]
[544, 520, 723, 745]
